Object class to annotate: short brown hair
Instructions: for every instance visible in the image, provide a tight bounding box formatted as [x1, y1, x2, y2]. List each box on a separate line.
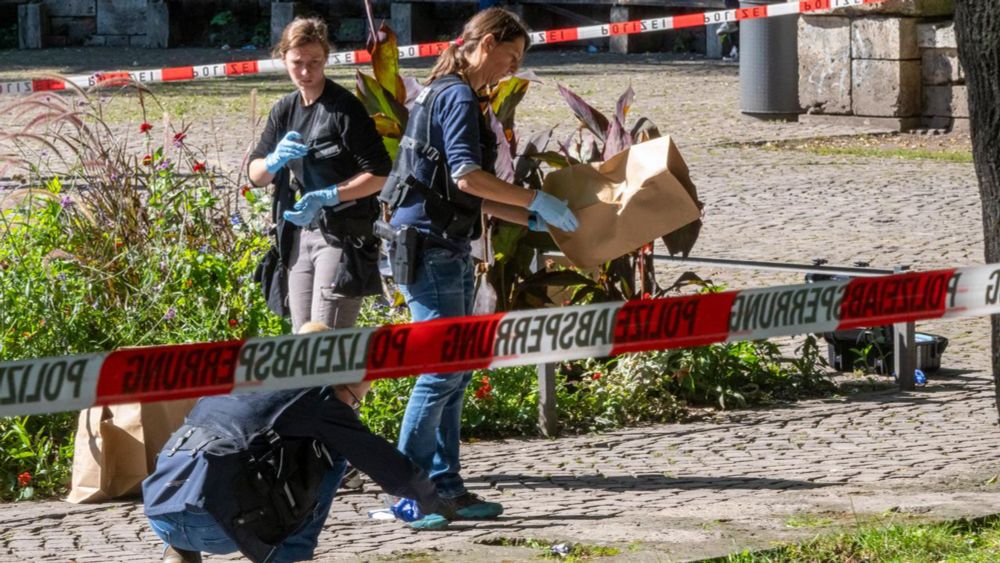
[427, 7, 530, 84]
[273, 17, 331, 59]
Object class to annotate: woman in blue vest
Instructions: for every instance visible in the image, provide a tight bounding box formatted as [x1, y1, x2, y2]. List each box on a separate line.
[379, 7, 579, 518]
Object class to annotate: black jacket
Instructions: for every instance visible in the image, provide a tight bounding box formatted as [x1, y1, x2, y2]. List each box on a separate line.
[143, 387, 442, 562]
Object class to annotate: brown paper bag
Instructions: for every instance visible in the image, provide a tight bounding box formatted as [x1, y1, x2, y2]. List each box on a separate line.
[67, 399, 197, 503]
[543, 136, 701, 268]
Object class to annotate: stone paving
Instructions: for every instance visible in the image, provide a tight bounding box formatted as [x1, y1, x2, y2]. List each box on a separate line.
[2, 51, 999, 562]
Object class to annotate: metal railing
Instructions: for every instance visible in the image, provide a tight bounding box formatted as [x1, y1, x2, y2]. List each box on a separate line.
[533, 253, 917, 437]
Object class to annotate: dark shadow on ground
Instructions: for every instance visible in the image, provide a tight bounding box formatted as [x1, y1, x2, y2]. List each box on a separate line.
[472, 474, 831, 492]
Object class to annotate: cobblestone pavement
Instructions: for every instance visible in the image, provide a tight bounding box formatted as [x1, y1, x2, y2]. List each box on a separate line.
[2, 51, 999, 562]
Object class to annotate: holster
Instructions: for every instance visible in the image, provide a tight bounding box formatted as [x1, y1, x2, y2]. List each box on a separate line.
[374, 219, 419, 285]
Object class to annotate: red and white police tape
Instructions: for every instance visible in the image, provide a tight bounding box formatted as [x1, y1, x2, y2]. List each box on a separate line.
[0, 0, 882, 97]
[2, 263, 999, 418]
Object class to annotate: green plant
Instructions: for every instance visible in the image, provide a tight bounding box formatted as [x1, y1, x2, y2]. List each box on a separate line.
[720, 514, 1000, 562]
[210, 10, 235, 28]
[0, 414, 76, 501]
[0, 23, 17, 50]
[0, 81, 281, 499]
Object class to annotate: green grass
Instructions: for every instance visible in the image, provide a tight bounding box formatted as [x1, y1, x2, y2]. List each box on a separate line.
[476, 537, 622, 560]
[716, 514, 1000, 562]
[798, 145, 973, 163]
[784, 513, 836, 529]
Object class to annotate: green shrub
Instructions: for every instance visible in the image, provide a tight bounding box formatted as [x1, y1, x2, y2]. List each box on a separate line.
[0, 85, 280, 500]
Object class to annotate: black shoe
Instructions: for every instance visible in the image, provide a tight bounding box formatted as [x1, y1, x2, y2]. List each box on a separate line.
[163, 546, 202, 563]
[340, 467, 364, 490]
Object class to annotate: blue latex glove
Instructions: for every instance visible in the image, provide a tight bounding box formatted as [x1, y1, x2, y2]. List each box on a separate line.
[527, 191, 579, 232]
[527, 212, 547, 232]
[264, 131, 308, 174]
[282, 186, 340, 227]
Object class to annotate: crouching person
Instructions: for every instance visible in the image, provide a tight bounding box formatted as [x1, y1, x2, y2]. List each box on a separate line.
[142, 343, 452, 563]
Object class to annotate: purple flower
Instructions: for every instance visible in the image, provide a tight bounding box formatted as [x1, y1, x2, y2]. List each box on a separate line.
[199, 244, 209, 253]
[57, 273, 67, 281]
[172, 140, 183, 149]
[230, 213, 242, 226]
[156, 159, 171, 171]
[164, 307, 176, 320]
[60, 196, 73, 208]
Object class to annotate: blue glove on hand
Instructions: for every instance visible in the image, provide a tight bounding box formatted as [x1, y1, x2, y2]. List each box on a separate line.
[527, 191, 579, 232]
[264, 131, 308, 174]
[282, 186, 340, 227]
[527, 213, 547, 232]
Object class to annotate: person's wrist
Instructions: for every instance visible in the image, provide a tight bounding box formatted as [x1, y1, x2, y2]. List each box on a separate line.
[527, 190, 541, 211]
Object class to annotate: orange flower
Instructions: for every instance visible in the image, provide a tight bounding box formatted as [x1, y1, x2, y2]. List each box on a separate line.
[139, 122, 152, 134]
[228, 319, 238, 328]
[142, 154, 153, 166]
[474, 376, 492, 400]
[184, 279, 193, 288]
[592, 371, 603, 381]
[17, 472, 31, 487]
[240, 185, 251, 198]
[193, 161, 206, 173]
[114, 241, 124, 249]
[173, 132, 186, 143]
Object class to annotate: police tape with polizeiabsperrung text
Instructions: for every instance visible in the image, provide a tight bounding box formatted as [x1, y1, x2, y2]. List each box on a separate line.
[2, 263, 1000, 419]
[0, 0, 881, 96]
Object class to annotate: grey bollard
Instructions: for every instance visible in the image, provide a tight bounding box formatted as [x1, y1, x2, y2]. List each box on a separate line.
[739, 0, 800, 120]
[271, 2, 298, 48]
[18, 3, 47, 50]
[147, 1, 170, 49]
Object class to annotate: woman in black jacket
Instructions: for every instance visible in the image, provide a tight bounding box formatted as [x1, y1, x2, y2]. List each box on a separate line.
[249, 17, 391, 333]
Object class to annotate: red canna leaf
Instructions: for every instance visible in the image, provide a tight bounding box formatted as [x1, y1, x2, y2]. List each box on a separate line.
[557, 84, 609, 142]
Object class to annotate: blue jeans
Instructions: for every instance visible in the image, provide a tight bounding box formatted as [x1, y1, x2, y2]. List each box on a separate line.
[148, 461, 346, 563]
[398, 247, 476, 498]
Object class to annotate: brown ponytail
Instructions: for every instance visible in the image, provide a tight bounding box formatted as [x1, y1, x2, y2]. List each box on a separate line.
[426, 7, 530, 84]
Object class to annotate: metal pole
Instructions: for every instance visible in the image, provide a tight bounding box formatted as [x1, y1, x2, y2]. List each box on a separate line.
[893, 267, 917, 390]
[532, 249, 558, 436]
[537, 362, 558, 437]
[650, 254, 897, 277]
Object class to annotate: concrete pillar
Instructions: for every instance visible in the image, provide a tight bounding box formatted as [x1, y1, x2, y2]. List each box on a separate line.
[391, 2, 432, 47]
[609, 5, 633, 55]
[147, 1, 170, 48]
[271, 2, 299, 48]
[706, 23, 723, 59]
[18, 3, 48, 49]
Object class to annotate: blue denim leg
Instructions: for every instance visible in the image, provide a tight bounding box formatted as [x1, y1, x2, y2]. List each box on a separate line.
[398, 247, 476, 498]
[148, 507, 238, 556]
[271, 460, 347, 563]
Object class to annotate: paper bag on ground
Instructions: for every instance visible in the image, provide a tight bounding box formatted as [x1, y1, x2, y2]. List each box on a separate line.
[67, 399, 196, 503]
[543, 136, 701, 269]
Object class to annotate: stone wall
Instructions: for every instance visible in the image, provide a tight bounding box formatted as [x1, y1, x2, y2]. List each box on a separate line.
[17, 0, 374, 49]
[797, 0, 965, 131]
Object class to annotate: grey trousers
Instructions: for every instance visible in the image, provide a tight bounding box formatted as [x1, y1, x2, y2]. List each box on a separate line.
[287, 228, 362, 333]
